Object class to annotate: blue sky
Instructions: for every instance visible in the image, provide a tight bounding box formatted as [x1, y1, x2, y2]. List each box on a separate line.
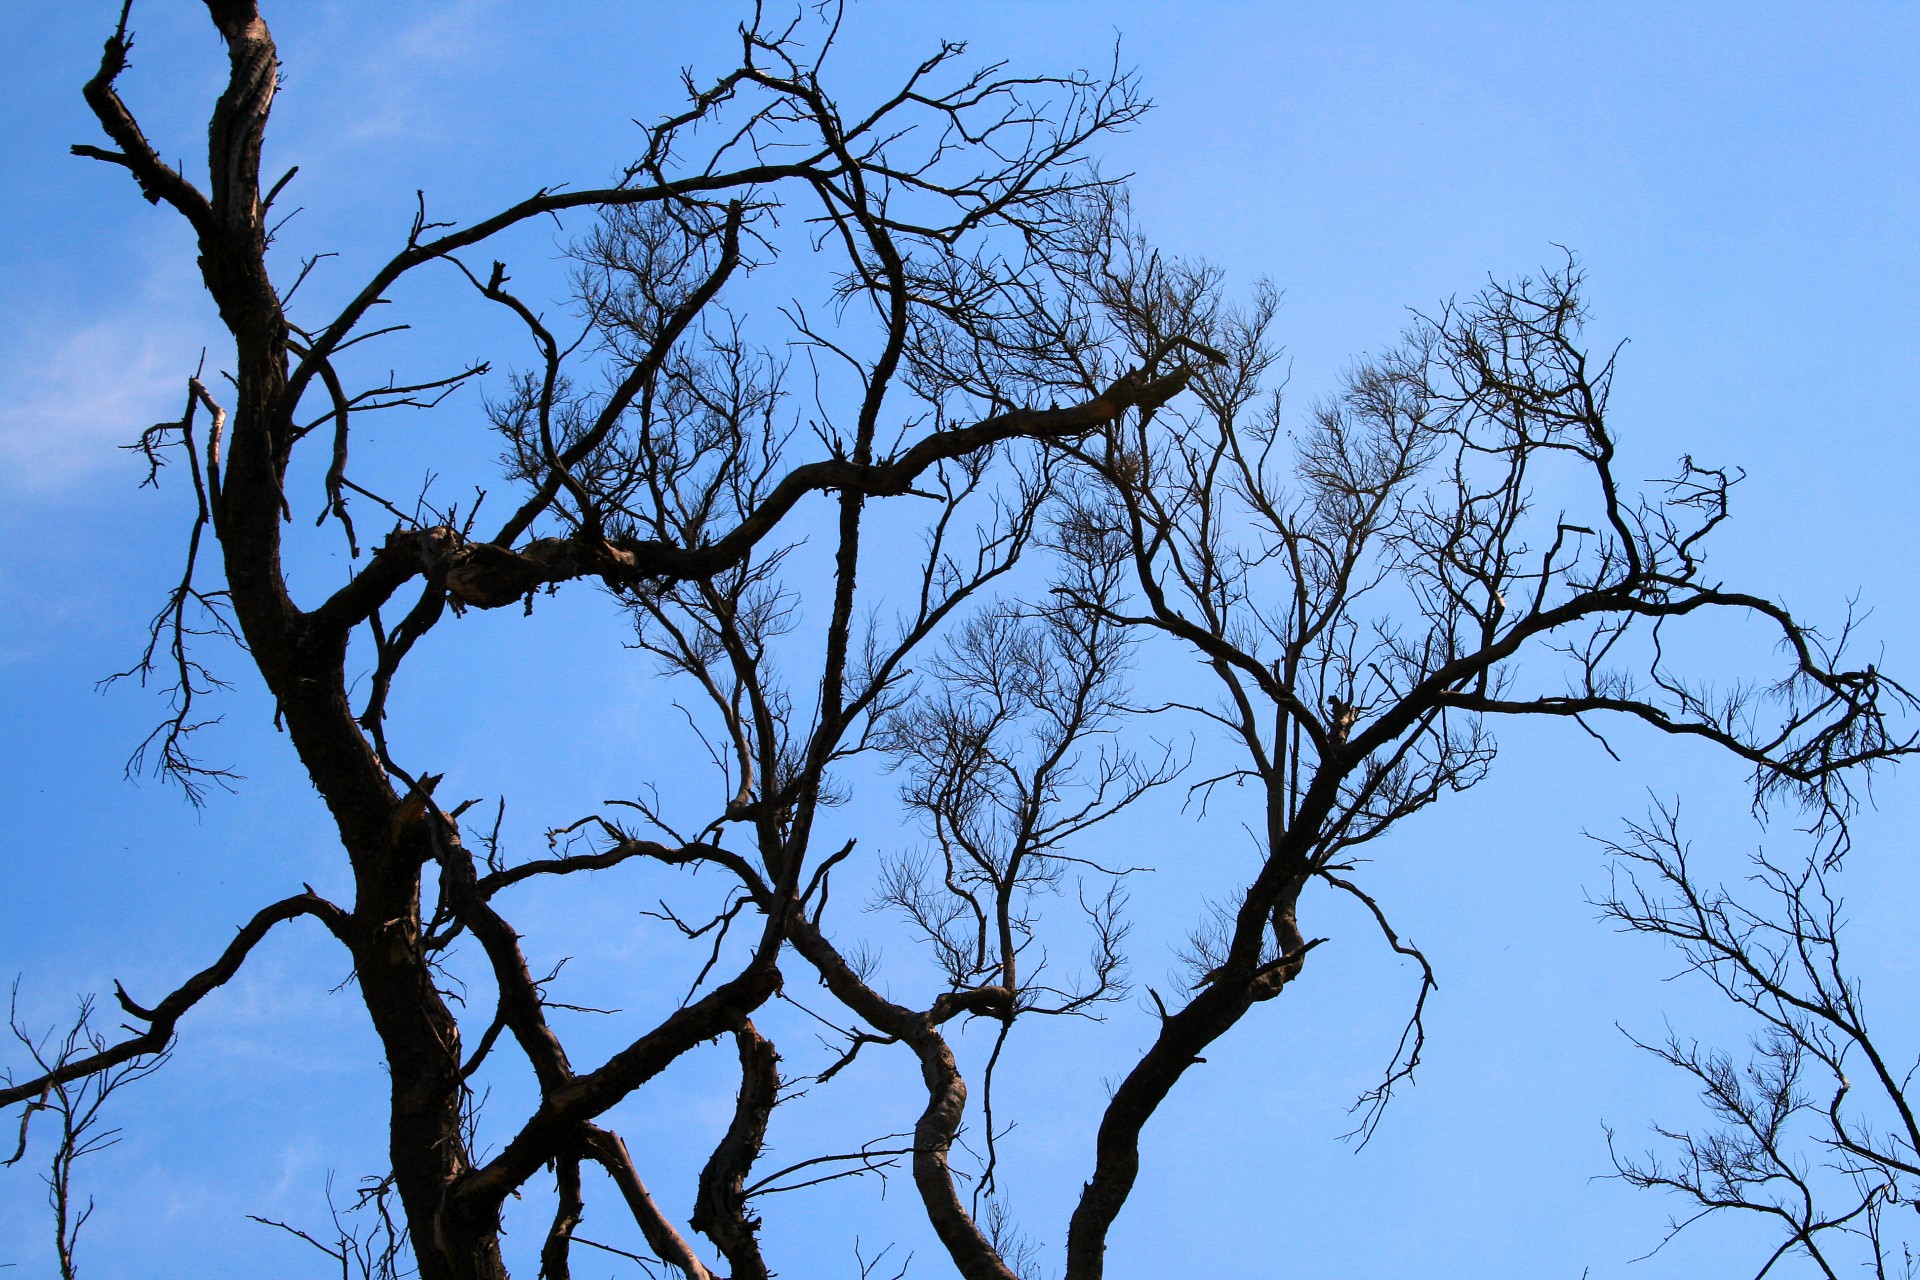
[3, 3, 1919, 1277]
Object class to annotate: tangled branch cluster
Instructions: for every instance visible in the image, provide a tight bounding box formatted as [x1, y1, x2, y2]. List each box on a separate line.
[6, 4, 1914, 1279]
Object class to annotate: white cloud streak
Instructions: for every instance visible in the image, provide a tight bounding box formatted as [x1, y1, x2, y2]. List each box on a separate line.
[0, 302, 219, 497]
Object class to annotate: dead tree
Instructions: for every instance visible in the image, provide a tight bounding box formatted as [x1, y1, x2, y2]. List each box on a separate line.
[988, 196, 1911, 1279]
[1600, 805, 1920, 1279]
[5, 995, 167, 1280]
[4, 4, 1169, 1278]
[5, 5, 1915, 1280]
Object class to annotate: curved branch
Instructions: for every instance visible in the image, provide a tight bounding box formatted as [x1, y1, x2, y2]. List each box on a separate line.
[454, 933, 782, 1213]
[0, 890, 349, 1109]
[476, 830, 768, 903]
[74, 5, 216, 232]
[782, 912, 1018, 1280]
[284, 167, 820, 415]
[691, 1020, 779, 1280]
[1064, 935, 1321, 1280]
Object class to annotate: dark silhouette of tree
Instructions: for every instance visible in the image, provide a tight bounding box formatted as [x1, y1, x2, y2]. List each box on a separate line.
[4, 4, 1913, 1279]
[5, 994, 168, 1280]
[1602, 806, 1920, 1278]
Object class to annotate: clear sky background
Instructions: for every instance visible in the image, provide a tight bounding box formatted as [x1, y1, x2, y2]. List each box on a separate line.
[3, 3, 1918, 1278]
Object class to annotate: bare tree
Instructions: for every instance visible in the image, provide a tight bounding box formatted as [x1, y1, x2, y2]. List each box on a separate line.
[5, 995, 167, 1280]
[1600, 805, 1920, 1278]
[5, 4, 1166, 1277]
[5, 5, 1915, 1280]
[1000, 196, 1915, 1278]
[248, 1173, 414, 1280]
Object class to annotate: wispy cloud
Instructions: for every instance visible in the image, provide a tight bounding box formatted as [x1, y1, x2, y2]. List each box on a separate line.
[0, 296, 218, 497]
[0, 6, 506, 499]
[299, 0, 509, 146]
[393, 0, 504, 68]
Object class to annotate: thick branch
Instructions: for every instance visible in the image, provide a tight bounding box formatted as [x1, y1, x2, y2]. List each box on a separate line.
[782, 913, 1018, 1280]
[310, 363, 1191, 631]
[455, 938, 782, 1212]
[75, 8, 216, 230]
[1064, 936, 1320, 1280]
[691, 1020, 778, 1280]
[583, 1125, 716, 1280]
